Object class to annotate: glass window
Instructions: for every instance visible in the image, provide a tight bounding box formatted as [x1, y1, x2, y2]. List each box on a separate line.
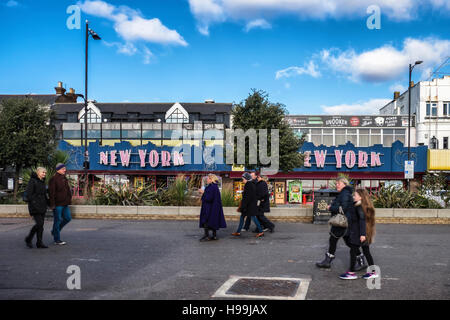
[311, 134, 322, 146]
[346, 129, 357, 144]
[88, 130, 100, 139]
[371, 129, 381, 134]
[383, 134, 394, 146]
[426, 103, 431, 116]
[335, 135, 346, 145]
[323, 135, 333, 146]
[142, 130, 161, 139]
[122, 130, 140, 139]
[80, 109, 101, 123]
[166, 109, 188, 123]
[444, 102, 449, 116]
[313, 180, 328, 191]
[371, 135, 381, 145]
[323, 129, 333, 134]
[311, 129, 322, 134]
[63, 130, 81, 139]
[102, 130, 120, 139]
[384, 129, 394, 135]
[302, 180, 313, 193]
[432, 103, 438, 116]
[359, 135, 369, 147]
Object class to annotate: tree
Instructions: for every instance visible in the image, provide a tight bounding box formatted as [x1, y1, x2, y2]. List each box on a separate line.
[231, 89, 304, 172]
[0, 98, 56, 200]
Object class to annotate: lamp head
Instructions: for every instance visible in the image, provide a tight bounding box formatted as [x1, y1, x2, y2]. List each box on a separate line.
[415, 60, 423, 65]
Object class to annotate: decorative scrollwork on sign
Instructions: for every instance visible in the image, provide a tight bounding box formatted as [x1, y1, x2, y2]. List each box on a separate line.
[394, 150, 416, 167]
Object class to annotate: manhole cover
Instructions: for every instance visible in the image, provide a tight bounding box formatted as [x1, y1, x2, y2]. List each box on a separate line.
[226, 278, 299, 297]
[212, 276, 311, 300]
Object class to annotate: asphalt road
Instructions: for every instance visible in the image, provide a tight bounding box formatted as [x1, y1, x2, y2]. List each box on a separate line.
[0, 217, 449, 300]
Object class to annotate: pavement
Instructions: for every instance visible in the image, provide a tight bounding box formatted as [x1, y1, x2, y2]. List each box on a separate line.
[0, 217, 449, 300]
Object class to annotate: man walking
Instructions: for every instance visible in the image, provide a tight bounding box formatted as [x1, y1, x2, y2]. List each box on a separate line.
[253, 172, 275, 233]
[49, 163, 72, 245]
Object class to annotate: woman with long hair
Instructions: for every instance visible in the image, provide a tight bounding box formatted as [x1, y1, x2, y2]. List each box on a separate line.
[354, 189, 378, 280]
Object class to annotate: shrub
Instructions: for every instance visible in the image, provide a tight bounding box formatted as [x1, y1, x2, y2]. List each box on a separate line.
[372, 185, 443, 209]
[221, 185, 238, 207]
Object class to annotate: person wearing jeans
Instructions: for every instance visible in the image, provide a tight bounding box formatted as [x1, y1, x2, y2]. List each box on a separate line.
[49, 163, 72, 245]
[51, 205, 72, 244]
[232, 173, 264, 238]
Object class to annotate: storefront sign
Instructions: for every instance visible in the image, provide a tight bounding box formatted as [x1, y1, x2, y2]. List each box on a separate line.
[303, 150, 382, 169]
[297, 141, 428, 173]
[286, 115, 414, 128]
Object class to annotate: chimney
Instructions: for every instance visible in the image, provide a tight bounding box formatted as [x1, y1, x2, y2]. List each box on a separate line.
[410, 81, 414, 88]
[55, 81, 66, 95]
[66, 88, 78, 102]
[394, 91, 400, 100]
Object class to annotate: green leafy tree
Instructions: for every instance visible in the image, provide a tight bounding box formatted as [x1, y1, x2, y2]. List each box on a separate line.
[0, 98, 56, 200]
[231, 89, 304, 172]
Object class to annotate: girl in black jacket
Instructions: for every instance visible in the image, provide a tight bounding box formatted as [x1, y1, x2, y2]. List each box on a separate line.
[25, 168, 49, 249]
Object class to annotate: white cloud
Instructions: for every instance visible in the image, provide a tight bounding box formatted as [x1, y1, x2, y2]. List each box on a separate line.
[275, 61, 321, 79]
[78, 1, 187, 46]
[6, 0, 18, 7]
[320, 37, 450, 83]
[244, 19, 271, 32]
[389, 83, 407, 93]
[187, 0, 450, 35]
[321, 98, 391, 115]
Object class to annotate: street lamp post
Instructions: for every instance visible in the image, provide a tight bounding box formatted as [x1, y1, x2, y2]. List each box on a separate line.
[407, 60, 423, 191]
[83, 20, 101, 195]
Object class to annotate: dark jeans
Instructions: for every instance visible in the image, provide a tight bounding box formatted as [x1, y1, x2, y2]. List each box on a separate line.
[243, 214, 274, 230]
[52, 206, 72, 242]
[237, 215, 262, 233]
[27, 213, 45, 244]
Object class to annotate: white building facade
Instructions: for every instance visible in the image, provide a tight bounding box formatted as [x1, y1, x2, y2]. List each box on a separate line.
[380, 76, 450, 149]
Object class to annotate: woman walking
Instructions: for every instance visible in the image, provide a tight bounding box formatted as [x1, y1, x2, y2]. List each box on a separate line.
[354, 189, 378, 280]
[232, 172, 264, 238]
[316, 176, 358, 268]
[198, 174, 227, 241]
[24, 167, 49, 249]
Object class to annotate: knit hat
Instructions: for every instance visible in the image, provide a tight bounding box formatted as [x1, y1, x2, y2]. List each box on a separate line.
[242, 172, 252, 181]
[56, 163, 66, 171]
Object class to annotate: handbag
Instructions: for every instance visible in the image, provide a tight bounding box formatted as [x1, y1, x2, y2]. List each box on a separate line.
[328, 206, 348, 228]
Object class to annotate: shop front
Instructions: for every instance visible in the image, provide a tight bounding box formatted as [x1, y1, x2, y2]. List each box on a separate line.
[230, 141, 428, 205]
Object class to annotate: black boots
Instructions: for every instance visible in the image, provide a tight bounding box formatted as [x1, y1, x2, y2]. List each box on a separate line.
[354, 254, 368, 271]
[200, 228, 210, 242]
[25, 236, 33, 248]
[316, 252, 335, 268]
[200, 228, 218, 241]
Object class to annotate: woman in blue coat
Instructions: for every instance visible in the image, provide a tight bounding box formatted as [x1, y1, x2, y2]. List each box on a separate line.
[198, 174, 227, 241]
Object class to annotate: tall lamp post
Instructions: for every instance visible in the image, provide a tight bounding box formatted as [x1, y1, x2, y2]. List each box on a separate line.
[407, 60, 423, 191]
[83, 20, 101, 194]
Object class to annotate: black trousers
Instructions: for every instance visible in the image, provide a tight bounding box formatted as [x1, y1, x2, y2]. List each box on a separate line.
[27, 213, 45, 244]
[328, 235, 361, 256]
[243, 214, 274, 230]
[361, 245, 375, 266]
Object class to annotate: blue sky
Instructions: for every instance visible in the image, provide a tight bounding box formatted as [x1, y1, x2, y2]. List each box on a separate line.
[1, 0, 449, 115]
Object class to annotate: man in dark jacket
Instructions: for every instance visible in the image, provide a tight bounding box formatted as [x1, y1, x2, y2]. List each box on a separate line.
[232, 172, 264, 237]
[252, 172, 275, 233]
[25, 168, 49, 248]
[49, 163, 72, 245]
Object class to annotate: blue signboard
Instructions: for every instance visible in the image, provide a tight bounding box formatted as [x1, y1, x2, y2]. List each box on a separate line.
[58, 140, 232, 172]
[296, 141, 428, 173]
